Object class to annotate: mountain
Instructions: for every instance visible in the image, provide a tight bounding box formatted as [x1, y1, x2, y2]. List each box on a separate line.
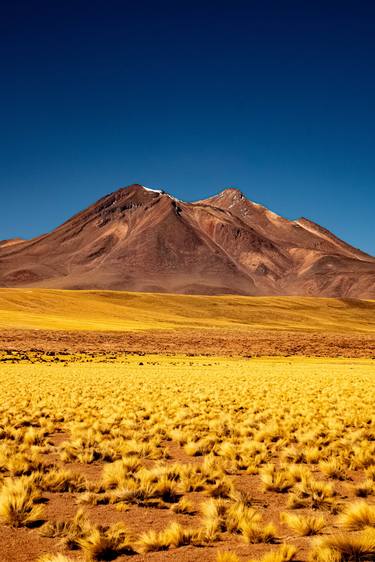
[0, 184, 374, 297]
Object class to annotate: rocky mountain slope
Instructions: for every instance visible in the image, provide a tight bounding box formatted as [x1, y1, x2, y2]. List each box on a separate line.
[0, 184, 374, 297]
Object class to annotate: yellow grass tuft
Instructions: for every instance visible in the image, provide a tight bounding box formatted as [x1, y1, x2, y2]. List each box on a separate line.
[78, 522, 135, 559]
[319, 459, 346, 480]
[216, 553, 241, 562]
[288, 479, 336, 510]
[136, 522, 197, 554]
[338, 501, 375, 530]
[240, 519, 278, 544]
[170, 497, 195, 514]
[310, 528, 375, 562]
[260, 464, 294, 493]
[259, 544, 298, 562]
[355, 480, 374, 498]
[0, 477, 43, 527]
[281, 512, 325, 536]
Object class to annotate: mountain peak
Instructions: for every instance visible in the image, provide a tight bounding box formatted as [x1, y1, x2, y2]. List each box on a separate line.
[113, 183, 165, 197]
[0, 182, 373, 297]
[114, 183, 182, 202]
[217, 187, 245, 200]
[220, 187, 244, 195]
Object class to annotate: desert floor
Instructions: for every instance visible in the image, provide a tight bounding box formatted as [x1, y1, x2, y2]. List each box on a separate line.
[0, 356, 374, 562]
[0, 289, 374, 359]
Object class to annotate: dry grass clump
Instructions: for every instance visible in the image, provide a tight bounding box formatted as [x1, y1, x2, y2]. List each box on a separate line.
[319, 459, 346, 480]
[281, 512, 325, 536]
[3, 451, 47, 476]
[200, 498, 277, 543]
[41, 509, 135, 558]
[184, 437, 217, 456]
[206, 476, 235, 498]
[260, 464, 294, 493]
[366, 466, 375, 481]
[41, 468, 87, 492]
[78, 522, 135, 559]
[170, 497, 195, 514]
[288, 479, 336, 511]
[355, 480, 374, 498]
[201, 498, 232, 534]
[0, 476, 43, 527]
[285, 463, 312, 483]
[101, 457, 141, 488]
[40, 508, 92, 548]
[76, 491, 112, 506]
[338, 501, 375, 530]
[257, 544, 298, 562]
[217, 544, 298, 562]
[309, 528, 375, 562]
[108, 469, 182, 507]
[201, 497, 258, 537]
[137, 521, 199, 553]
[240, 518, 277, 544]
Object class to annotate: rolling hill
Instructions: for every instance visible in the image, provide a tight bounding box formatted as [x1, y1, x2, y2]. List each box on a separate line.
[0, 288, 374, 333]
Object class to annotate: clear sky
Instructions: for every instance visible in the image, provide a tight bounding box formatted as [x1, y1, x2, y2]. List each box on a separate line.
[1, 0, 374, 255]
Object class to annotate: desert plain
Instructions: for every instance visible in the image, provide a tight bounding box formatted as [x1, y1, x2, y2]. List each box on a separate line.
[0, 289, 374, 562]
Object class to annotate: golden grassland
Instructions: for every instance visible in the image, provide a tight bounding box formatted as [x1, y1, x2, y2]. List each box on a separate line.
[0, 356, 374, 562]
[0, 288, 374, 333]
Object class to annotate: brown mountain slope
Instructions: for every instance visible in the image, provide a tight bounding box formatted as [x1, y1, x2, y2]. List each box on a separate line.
[0, 184, 374, 297]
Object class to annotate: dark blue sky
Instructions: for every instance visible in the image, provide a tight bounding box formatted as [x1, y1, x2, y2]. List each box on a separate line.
[1, 0, 374, 254]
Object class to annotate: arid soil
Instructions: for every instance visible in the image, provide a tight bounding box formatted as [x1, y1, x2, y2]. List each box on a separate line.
[0, 436, 359, 562]
[1, 327, 374, 358]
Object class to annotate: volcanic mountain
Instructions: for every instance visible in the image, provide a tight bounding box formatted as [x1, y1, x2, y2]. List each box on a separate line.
[1, 184, 374, 297]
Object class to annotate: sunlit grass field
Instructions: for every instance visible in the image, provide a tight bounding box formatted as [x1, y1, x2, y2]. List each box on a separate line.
[0, 357, 374, 562]
[0, 288, 374, 332]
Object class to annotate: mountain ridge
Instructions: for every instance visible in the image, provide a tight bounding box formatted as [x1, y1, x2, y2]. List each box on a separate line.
[0, 183, 374, 298]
